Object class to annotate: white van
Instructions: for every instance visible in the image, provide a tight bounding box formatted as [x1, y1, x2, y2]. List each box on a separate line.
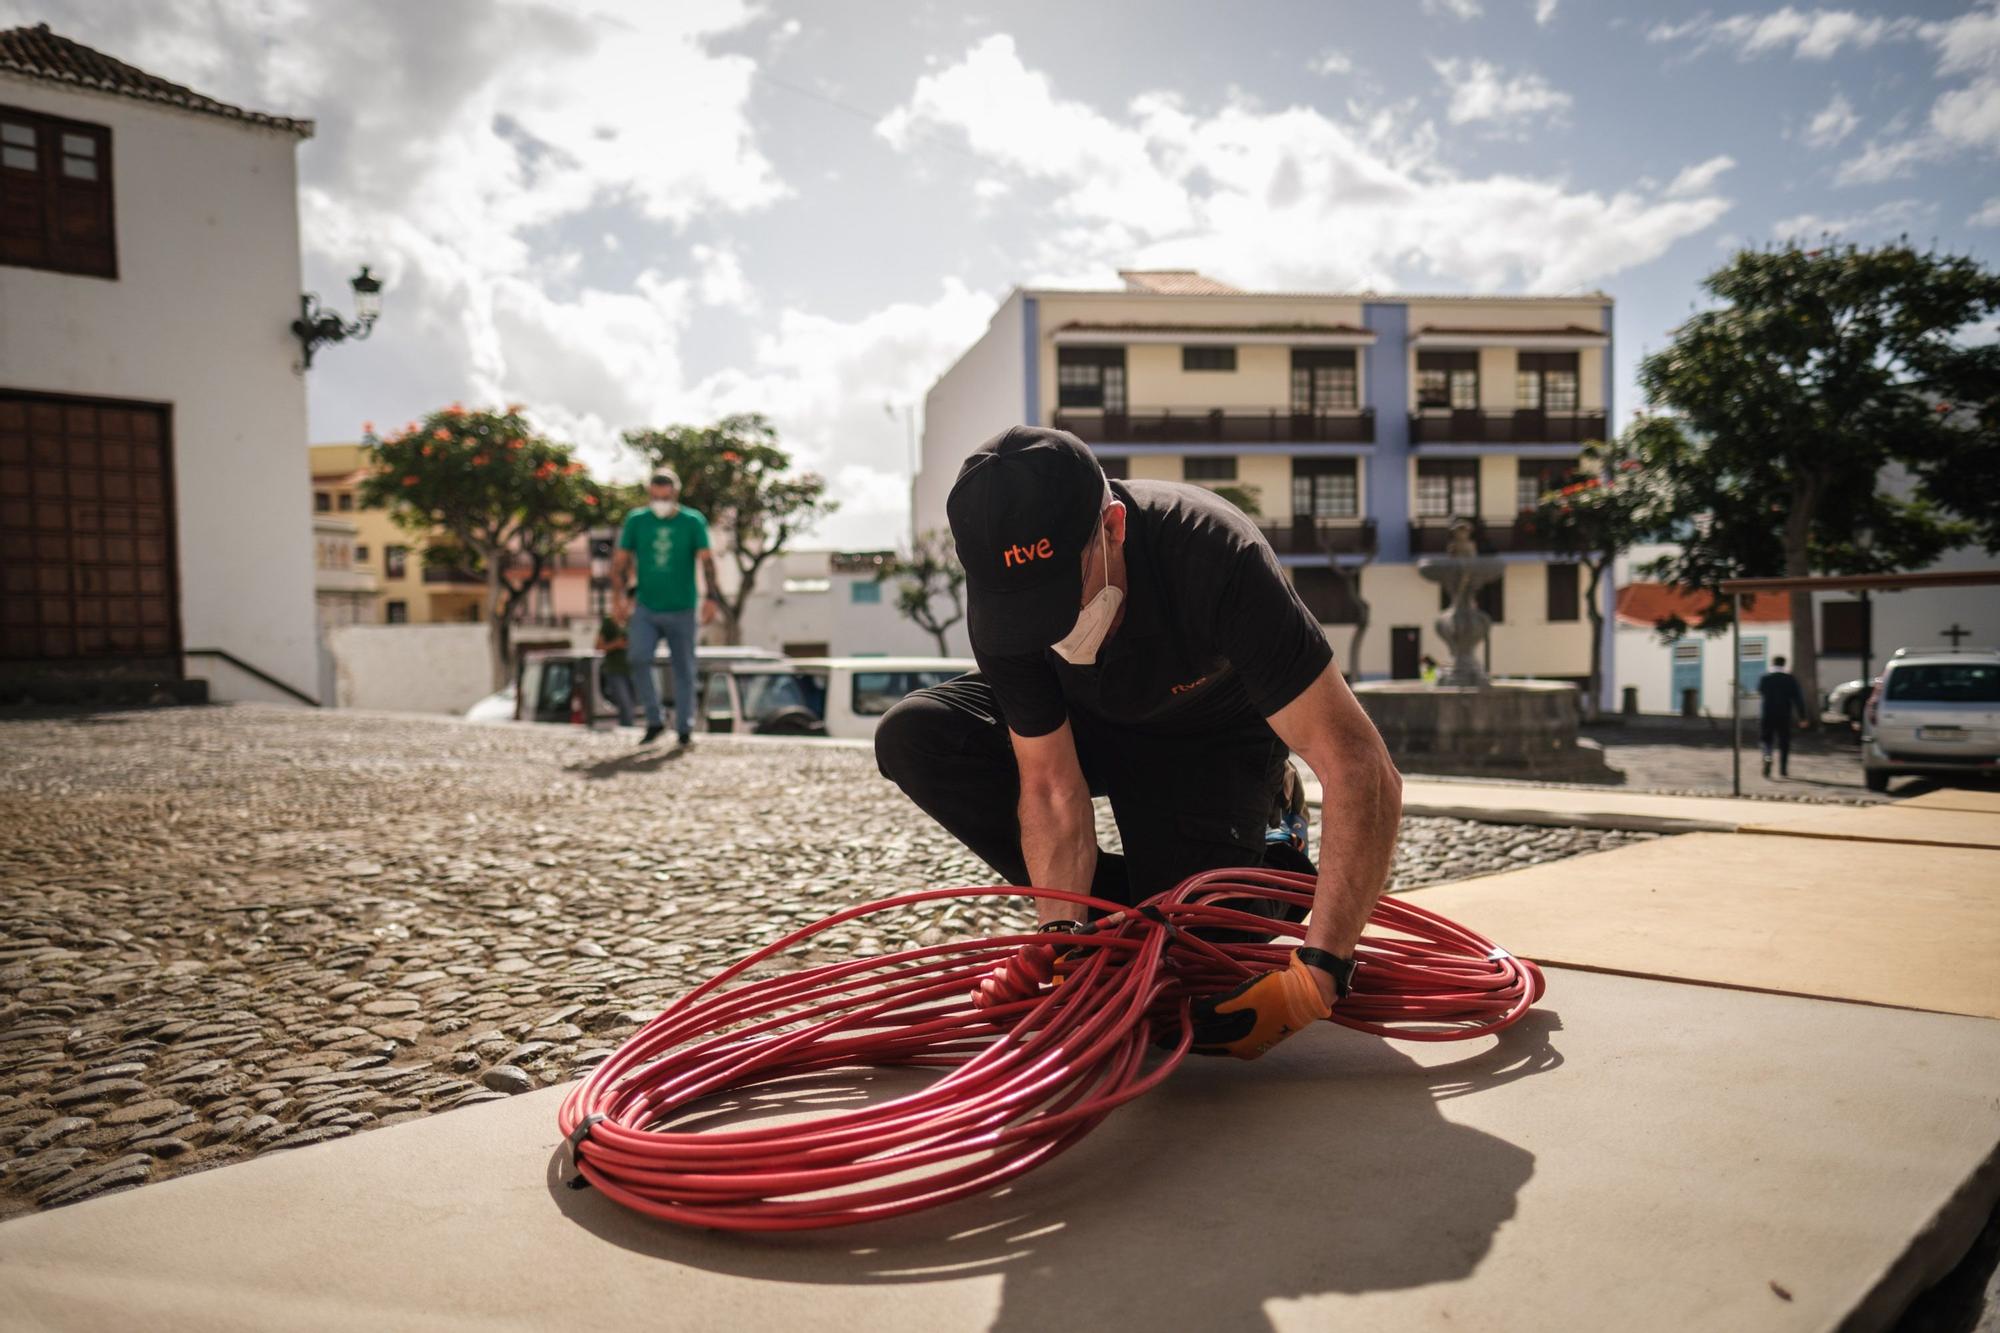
[713, 657, 975, 741]
[1862, 646, 2000, 792]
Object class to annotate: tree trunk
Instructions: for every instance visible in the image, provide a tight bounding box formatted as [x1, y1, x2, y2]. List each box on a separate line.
[931, 626, 948, 655]
[1584, 556, 1607, 716]
[1783, 480, 1820, 722]
[483, 549, 510, 691]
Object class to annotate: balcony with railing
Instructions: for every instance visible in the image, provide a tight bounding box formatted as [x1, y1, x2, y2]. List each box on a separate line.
[1409, 515, 1556, 554]
[1052, 407, 1375, 445]
[1408, 409, 1605, 445]
[1260, 516, 1377, 556]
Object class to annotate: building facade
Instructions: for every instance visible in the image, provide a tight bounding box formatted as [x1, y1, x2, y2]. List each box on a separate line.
[726, 548, 967, 659]
[311, 513, 377, 631]
[309, 444, 487, 625]
[1, 24, 320, 703]
[918, 271, 1615, 697]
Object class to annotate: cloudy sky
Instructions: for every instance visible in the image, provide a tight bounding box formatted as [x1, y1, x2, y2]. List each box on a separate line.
[10, 0, 1997, 547]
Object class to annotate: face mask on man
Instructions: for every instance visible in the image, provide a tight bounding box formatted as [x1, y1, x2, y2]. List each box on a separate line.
[1051, 523, 1124, 666]
[650, 498, 679, 519]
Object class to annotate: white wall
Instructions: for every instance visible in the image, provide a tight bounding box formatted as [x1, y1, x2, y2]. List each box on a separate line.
[1813, 545, 2000, 686]
[327, 623, 588, 713]
[1615, 619, 1794, 715]
[917, 291, 1024, 539]
[729, 549, 967, 657]
[0, 74, 317, 704]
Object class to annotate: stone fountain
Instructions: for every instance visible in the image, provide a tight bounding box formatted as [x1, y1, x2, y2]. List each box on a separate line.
[1352, 522, 1617, 781]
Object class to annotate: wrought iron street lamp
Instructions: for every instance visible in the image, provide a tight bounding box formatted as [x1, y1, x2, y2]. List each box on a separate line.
[293, 265, 384, 369]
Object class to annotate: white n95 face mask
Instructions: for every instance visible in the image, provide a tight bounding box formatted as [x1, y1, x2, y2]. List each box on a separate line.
[1051, 526, 1124, 666]
[650, 499, 679, 519]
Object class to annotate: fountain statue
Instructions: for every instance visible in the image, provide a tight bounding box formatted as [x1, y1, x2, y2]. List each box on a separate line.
[1346, 518, 1619, 782]
[1417, 520, 1505, 688]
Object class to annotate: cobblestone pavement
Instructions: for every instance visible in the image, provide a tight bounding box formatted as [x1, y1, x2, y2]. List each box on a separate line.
[0, 705, 1652, 1218]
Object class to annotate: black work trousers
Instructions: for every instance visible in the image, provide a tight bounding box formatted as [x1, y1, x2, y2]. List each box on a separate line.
[874, 673, 1310, 918]
[1760, 714, 1793, 771]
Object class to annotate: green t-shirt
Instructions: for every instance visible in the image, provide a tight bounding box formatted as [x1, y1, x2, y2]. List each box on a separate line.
[619, 506, 710, 613]
[598, 615, 631, 677]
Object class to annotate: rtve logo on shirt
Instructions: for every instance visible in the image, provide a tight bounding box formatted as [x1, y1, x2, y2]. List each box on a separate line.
[1002, 538, 1054, 568]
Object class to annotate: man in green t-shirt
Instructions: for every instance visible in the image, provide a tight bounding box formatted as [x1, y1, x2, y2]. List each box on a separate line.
[612, 468, 720, 744]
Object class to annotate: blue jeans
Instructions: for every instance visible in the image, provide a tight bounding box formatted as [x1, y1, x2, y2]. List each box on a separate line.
[601, 670, 637, 728]
[629, 606, 698, 734]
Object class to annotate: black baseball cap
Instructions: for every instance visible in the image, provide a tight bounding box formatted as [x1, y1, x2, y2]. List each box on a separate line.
[948, 425, 1107, 656]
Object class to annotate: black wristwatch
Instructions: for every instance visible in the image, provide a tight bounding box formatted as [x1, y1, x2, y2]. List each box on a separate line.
[1296, 947, 1357, 999]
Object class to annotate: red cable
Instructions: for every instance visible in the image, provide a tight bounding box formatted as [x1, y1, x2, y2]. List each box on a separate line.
[558, 868, 1544, 1230]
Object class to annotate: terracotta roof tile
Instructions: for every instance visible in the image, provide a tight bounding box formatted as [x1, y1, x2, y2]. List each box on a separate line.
[1617, 582, 1791, 627]
[0, 23, 314, 137]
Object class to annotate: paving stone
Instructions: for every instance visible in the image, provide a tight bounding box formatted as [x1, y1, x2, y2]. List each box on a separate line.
[100, 1098, 188, 1127]
[480, 1065, 533, 1095]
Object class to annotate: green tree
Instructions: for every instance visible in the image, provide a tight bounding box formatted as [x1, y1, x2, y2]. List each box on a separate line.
[360, 406, 607, 689]
[1636, 240, 1999, 706]
[881, 530, 967, 656]
[623, 414, 836, 645]
[1530, 431, 1667, 710]
[1210, 484, 1262, 517]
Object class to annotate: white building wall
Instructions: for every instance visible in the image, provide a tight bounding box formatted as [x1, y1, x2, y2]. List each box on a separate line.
[0, 74, 317, 704]
[916, 291, 1024, 539]
[727, 550, 964, 658]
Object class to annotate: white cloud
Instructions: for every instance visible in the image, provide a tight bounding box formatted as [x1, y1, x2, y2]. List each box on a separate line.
[1804, 90, 1860, 147]
[1972, 197, 2000, 226]
[1535, 0, 1559, 24]
[690, 243, 755, 309]
[1424, 0, 1484, 17]
[880, 35, 1731, 295]
[1649, 7, 1920, 60]
[1433, 57, 1573, 127]
[1771, 197, 1933, 239]
[1667, 154, 1737, 196]
[1834, 132, 1944, 183]
[1310, 49, 1353, 76]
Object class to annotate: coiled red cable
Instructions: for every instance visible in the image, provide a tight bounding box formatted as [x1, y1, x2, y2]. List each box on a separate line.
[558, 868, 1543, 1231]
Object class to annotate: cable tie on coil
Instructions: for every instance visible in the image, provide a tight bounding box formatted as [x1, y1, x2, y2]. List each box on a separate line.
[563, 1113, 606, 1190]
[1136, 904, 1179, 941]
[1486, 946, 1513, 962]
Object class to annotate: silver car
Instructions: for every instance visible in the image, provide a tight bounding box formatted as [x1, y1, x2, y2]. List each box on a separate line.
[1862, 647, 2000, 793]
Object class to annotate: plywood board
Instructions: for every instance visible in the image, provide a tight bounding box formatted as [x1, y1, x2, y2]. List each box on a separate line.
[1322, 777, 1817, 832]
[1405, 833, 2000, 1019]
[3, 971, 1999, 1333]
[1742, 804, 2000, 850]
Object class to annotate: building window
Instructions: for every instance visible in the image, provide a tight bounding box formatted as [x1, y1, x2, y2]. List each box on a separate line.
[1516, 458, 1576, 512]
[1821, 599, 1871, 655]
[1546, 563, 1580, 621]
[1291, 348, 1358, 413]
[1292, 458, 1359, 519]
[850, 580, 882, 605]
[1095, 454, 1130, 480]
[1184, 456, 1237, 482]
[385, 601, 408, 624]
[0, 104, 116, 279]
[1416, 351, 1479, 410]
[1291, 568, 1362, 624]
[385, 545, 408, 579]
[1441, 578, 1505, 623]
[1182, 346, 1236, 372]
[337, 492, 354, 511]
[1057, 347, 1127, 412]
[1517, 352, 1581, 412]
[314, 491, 331, 512]
[354, 544, 370, 563]
[1415, 460, 1479, 518]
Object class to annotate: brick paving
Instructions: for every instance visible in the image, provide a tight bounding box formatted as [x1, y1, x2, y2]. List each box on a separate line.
[0, 705, 1650, 1217]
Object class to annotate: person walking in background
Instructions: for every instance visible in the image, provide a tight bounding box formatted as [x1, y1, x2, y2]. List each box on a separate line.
[1757, 654, 1809, 778]
[611, 468, 721, 746]
[1419, 654, 1440, 686]
[595, 612, 637, 728]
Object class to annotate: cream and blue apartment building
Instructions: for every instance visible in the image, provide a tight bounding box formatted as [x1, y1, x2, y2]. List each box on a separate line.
[915, 270, 1614, 695]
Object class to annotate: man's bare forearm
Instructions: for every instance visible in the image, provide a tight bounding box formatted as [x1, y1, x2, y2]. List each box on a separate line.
[1302, 751, 1401, 957]
[1018, 788, 1097, 924]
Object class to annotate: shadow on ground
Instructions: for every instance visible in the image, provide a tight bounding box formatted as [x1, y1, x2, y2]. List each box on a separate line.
[565, 746, 691, 780]
[548, 1011, 1560, 1332]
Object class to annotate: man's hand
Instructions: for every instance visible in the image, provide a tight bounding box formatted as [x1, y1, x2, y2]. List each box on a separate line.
[971, 922, 1082, 1008]
[612, 595, 632, 623]
[699, 597, 720, 627]
[1189, 951, 1334, 1059]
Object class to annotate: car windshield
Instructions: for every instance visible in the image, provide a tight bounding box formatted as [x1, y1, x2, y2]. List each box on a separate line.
[1885, 663, 2000, 703]
[851, 669, 968, 717]
[737, 672, 828, 724]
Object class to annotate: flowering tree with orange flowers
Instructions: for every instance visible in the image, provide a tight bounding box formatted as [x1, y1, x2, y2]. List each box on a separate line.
[359, 406, 609, 688]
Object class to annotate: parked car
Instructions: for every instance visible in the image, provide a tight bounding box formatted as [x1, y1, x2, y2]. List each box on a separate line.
[515, 646, 783, 726]
[716, 657, 976, 741]
[1862, 647, 2000, 793]
[1821, 677, 1875, 728]
[463, 683, 517, 723]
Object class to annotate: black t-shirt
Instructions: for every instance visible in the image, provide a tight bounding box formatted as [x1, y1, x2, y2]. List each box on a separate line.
[974, 479, 1334, 739]
[1757, 670, 1806, 721]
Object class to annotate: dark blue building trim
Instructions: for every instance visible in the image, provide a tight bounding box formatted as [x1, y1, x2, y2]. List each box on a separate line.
[1022, 296, 1039, 426]
[1363, 302, 1410, 562]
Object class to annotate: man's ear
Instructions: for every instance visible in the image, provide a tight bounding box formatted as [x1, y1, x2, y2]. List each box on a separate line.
[1104, 500, 1128, 546]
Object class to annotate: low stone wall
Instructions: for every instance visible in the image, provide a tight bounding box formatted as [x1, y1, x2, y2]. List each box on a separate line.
[326, 625, 584, 715]
[1354, 680, 1619, 781]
